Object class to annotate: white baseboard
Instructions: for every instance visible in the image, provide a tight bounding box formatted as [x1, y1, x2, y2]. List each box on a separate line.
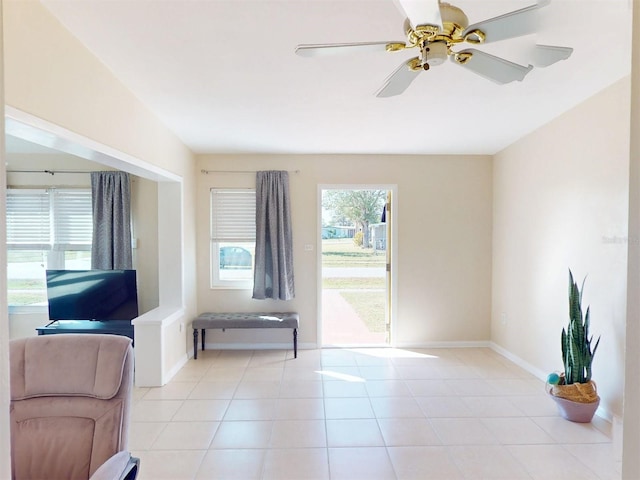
[489, 341, 548, 379]
[200, 341, 489, 352]
[489, 341, 613, 424]
[393, 340, 491, 349]
[199, 342, 317, 352]
[163, 353, 189, 384]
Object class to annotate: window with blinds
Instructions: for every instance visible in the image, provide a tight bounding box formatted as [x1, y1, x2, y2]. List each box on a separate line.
[53, 190, 93, 248]
[210, 189, 256, 288]
[6, 190, 51, 249]
[7, 188, 93, 307]
[7, 189, 93, 249]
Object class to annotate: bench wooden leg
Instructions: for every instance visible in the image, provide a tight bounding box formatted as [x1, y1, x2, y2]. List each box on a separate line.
[293, 328, 297, 358]
[201, 329, 206, 351]
[193, 329, 198, 360]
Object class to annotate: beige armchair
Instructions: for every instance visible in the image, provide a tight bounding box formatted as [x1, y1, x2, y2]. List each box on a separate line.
[10, 334, 139, 480]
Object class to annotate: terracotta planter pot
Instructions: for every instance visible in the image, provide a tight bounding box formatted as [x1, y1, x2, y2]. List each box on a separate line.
[547, 391, 600, 423]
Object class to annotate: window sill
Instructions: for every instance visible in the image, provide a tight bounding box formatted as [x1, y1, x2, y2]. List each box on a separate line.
[210, 284, 253, 290]
[8, 305, 48, 315]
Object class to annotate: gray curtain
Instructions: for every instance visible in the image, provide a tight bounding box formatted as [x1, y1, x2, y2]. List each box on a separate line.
[91, 171, 133, 270]
[253, 170, 295, 300]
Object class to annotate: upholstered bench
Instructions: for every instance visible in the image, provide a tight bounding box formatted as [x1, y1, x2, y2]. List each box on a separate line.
[192, 312, 299, 359]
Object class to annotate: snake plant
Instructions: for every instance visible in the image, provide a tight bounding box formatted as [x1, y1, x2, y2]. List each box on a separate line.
[562, 270, 600, 384]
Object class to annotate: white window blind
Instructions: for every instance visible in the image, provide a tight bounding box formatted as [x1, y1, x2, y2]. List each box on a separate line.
[53, 190, 93, 247]
[6, 189, 93, 249]
[6, 190, 51, 248]
[210, 189, 256, 241]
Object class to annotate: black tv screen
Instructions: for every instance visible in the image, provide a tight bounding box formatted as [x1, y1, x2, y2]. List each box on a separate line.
[46, 270, 139, 321]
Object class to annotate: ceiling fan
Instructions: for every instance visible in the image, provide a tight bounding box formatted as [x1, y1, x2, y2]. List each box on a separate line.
[295, 0, 572, 97]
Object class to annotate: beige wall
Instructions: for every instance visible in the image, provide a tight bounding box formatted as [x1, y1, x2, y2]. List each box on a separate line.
[0, 5, 8, 476]
[4, 1, 190, 176]
[131, 177, 160, 313]
[196, 154, 493, 348]
[1, 0, 635, 473]
[6, 154, 110, 187]
[492, 76, 631, 419]
[3, 0, 197, 384]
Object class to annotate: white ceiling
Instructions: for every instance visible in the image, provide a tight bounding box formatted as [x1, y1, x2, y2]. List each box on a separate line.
[6, 135, 62, 155]
[39, 0, 632, 156]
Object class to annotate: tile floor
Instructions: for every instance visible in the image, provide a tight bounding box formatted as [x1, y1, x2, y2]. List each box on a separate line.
[130, 347, 619, 479]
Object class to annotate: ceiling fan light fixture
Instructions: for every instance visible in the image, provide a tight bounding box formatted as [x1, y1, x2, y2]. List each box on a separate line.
[423, 41, 448, 66]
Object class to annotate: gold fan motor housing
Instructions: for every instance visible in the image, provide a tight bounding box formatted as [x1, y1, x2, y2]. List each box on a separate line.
[408, 3, 469, 45]
[395, 2, 483, 70]
[439, 3, 469, 38]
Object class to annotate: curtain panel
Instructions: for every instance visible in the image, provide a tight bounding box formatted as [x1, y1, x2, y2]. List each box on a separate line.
[91, 171, 133, 270]
[253, 171, 295, 300]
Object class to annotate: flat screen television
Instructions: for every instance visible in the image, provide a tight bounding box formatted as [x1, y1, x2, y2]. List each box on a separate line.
[46, 269, 139, 321]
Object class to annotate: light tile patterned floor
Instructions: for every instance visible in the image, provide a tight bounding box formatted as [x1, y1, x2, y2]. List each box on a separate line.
[131, 347, 619, 480]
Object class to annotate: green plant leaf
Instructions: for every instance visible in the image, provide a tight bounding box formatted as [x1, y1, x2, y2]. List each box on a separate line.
[563, 269, 598, 384]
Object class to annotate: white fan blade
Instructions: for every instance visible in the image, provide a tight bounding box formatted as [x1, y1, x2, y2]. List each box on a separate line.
[532, 44, 573, 67]
[452, 49, 533, 84]
[375, 59, 421, 97]
[393, 0, 442, 31]
[295, 42, 397, 58]
[463, 3, 545, 44]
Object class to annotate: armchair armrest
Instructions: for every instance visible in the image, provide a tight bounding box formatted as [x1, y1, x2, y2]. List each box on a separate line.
[90, 451, 139, 480]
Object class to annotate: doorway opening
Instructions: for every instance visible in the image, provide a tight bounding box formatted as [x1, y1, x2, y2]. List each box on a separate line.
[320, 187, 392, 347]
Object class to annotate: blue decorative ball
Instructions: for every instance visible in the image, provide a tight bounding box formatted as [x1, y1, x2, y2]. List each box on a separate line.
[547, 372, 560, 385]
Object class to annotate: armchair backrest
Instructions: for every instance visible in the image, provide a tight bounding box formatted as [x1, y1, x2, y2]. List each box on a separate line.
[10, 334, 134, 480]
